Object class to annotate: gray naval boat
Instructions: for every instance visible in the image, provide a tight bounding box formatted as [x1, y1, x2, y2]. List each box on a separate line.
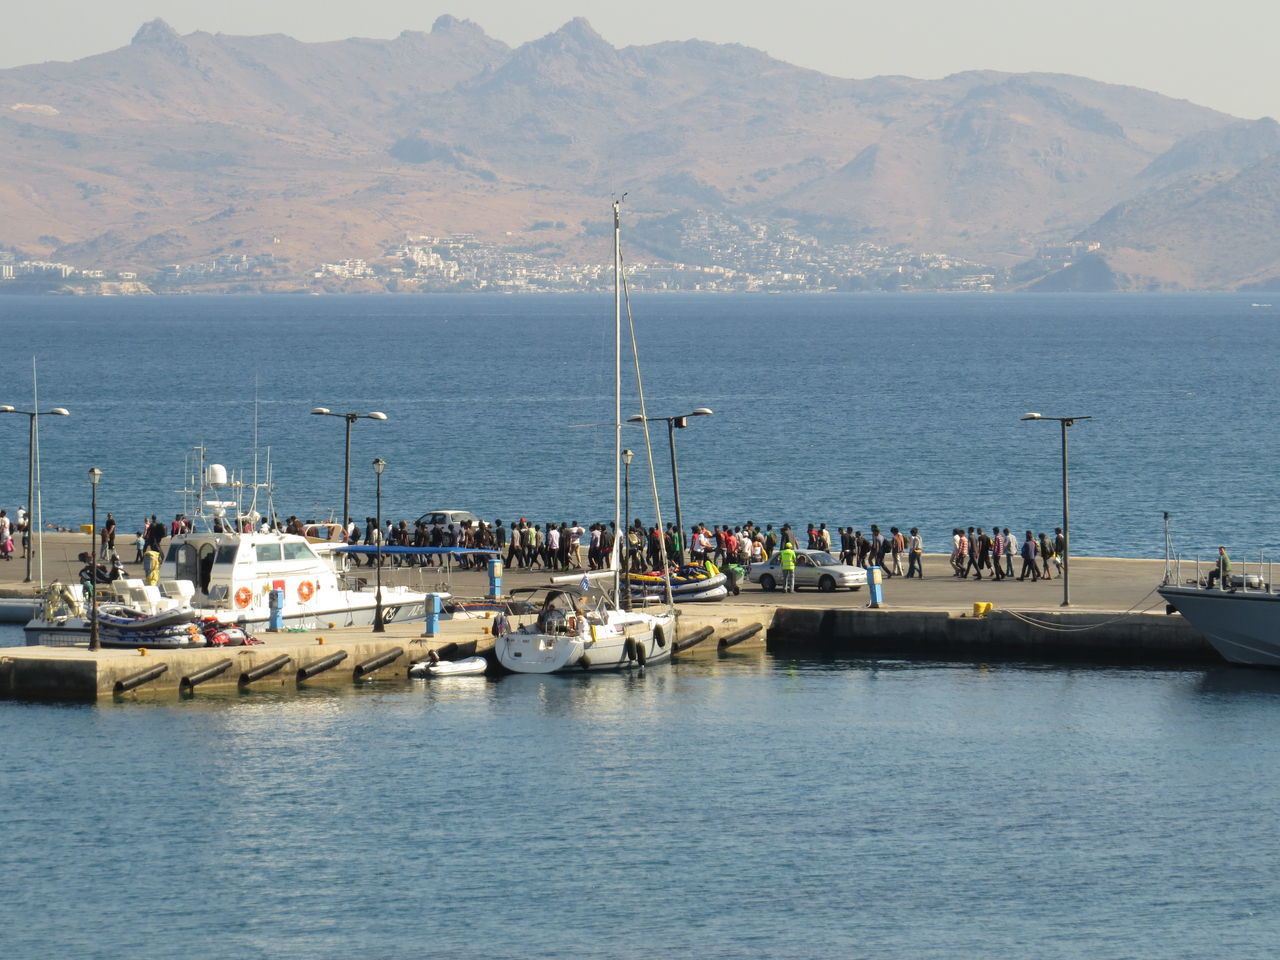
[1159, 568, 1280, 667]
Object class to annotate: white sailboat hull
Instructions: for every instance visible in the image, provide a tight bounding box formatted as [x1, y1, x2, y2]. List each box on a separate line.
[495, 612, 675, 674]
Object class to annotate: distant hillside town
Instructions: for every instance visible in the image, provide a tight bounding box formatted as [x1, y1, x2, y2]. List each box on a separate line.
[1, 215, 1116, 294]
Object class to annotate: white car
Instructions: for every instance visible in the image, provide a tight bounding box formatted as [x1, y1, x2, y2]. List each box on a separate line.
[416, 509, 480, 528]
[746, 549, 867, 592]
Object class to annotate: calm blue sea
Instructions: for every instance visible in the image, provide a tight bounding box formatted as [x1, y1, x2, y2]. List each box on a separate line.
[0, 292, 1276, 560]
[4, 293, 1280, 956]
[4, 657, 1280, 958]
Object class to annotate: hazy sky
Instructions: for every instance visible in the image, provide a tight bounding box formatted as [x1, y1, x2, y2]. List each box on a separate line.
[5, 0, 1277, 120]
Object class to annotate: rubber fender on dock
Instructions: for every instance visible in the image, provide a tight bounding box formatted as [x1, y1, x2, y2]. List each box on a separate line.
[178, 658, 233, 695]
[673, 626, 714, 653]
[114, 663, 169, 696]
[238, 654, 292, 687]
[296, 651, 349, 682]
[353, 647, 404, 680]
[717, 623, 763, 650]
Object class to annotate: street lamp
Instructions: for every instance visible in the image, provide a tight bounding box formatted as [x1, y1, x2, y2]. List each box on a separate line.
[311, 408, 388, 536]
[622, 448, 634, 610]
[372, 457, 385, 633]
[0, 404, 70, 583]
[626, 407, 712, 563]
[1021, 412, 1092, 607]
[88, 467, 102, 651]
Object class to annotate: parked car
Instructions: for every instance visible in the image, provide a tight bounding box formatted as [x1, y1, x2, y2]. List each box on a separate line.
[415, 509, 481, 529]
[746, 549, 867, 592]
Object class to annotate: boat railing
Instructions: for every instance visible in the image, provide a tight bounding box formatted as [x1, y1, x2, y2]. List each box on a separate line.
[1172, 552, 1272, 593]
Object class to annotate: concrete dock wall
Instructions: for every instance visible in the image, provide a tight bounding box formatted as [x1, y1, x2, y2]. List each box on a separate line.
[768, 608, 1217, 664]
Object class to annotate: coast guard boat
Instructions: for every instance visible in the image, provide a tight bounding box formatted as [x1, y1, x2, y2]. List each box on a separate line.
[25, 460, 429, 645]
[1158, 576, 1280, 667]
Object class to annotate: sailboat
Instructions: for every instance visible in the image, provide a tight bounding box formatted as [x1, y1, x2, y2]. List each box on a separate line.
[494, 202, 677, 673]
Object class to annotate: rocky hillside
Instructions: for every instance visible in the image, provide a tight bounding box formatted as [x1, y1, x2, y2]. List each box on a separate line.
[1, 16, 1276, 288]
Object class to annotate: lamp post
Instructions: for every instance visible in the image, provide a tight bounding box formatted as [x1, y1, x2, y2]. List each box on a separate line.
[0, 404, 70, 583]
[1021, 412, 1092, 607]
[88, 467, 102, 651]
[311, 408, 388, 535]
[622, 448, 634, 610]
[372, 457, 385, 633]
[626, 407, 712, 564]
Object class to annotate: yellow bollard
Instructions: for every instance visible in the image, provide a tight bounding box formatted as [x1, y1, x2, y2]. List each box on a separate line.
[317, 637, 326, 645]
[972, 602, 994, 618]
[138, 648, 148, 656]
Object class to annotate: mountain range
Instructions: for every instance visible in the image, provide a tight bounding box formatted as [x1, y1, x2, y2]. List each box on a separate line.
[2, 15, 1278, 290]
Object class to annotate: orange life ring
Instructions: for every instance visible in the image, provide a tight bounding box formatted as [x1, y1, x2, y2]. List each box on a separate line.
[234, 587, 252, 609]
[298, 581, 314, 602]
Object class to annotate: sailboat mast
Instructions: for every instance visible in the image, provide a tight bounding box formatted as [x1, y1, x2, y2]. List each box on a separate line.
[613, 199, 623, 606]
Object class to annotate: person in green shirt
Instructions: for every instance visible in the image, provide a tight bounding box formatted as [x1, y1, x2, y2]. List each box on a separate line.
[1207, 546, 1231, 589]
[779, 542, 797, 593]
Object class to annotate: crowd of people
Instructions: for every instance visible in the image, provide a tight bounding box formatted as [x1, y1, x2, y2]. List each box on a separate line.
[946, 527, 1068, 582]
[4, 501, 1073, 587]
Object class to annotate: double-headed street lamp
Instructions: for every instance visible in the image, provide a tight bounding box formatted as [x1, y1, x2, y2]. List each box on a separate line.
[1021, 412, 1092, 607]
[88, 467, 102, 651]
[0, 404, 70, 583]
[372, 457, 386, 633]
[311, 408, 388, 535]
[626, 407, 712, 564]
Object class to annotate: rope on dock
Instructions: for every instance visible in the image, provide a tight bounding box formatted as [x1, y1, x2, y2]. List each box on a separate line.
[1002, 587, 1165, 632]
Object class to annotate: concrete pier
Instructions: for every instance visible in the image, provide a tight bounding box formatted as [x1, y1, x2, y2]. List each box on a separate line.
[0, 534, 1233, 701]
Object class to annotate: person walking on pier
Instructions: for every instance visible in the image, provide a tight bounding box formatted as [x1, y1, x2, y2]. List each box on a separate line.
[907, 528, 924, 578]
[1054, 527, 1067, 576]
[1003, 528, 1017, 578]
[779, 541, 797, 593]
[1039, 533, 1055, 579]
[991, 528, 1006, 581]
[1019, 531, 1040, 581]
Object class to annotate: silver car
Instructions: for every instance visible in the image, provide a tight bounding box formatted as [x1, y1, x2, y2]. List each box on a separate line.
[746, 549, 868, 592]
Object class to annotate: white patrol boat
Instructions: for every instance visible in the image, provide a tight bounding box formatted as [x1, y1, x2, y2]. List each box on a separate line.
[24, 458, 430, 645]
[22, 535, 432, 647]
[23, 530, 430, 645]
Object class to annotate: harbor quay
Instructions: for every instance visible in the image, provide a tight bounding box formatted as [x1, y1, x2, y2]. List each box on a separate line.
[0, 535, 1227, 700]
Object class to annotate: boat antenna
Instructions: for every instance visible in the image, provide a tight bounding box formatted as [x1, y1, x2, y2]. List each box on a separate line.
[1162, 511, 1172, 585]
[253, 375, 260, 498]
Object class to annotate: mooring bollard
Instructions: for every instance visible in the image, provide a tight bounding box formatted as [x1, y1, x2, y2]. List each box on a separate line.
[267, 588, 285, 632]
[867, 566, 885, 608]
[423, 593, 443, 637]
[178, 658, 233, 695]
[487, 557, 503, 600]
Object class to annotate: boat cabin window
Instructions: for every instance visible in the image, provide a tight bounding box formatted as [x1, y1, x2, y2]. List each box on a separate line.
[215, 543, 238, 566]
[173, 543, 200, 583]
[255, 543, 283, 563]
[283, 542, 318, 562]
